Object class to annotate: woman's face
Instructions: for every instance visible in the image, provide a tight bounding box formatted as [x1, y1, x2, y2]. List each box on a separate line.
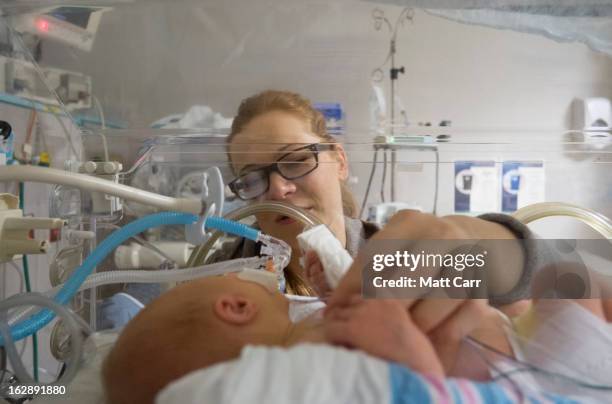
[229, 110, 348, 249]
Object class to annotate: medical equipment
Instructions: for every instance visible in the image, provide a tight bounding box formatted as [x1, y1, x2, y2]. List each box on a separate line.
[187, 201, 321, 266]
[114, 241, 194, 269]
[0, 165, 204, 214]
[453, 201, 612, 395]
[10, 6, 111, 52]
[286, 295, 326, 323]
[367, 201, 421, 226]
[0, 56, 92, 110]
[0, 158, 296, 398]
[0, 121, 13, 166]
[360, 137, 439, 218]
[512, 202, 612, 240]
[370, 7, 414, 133]
[0, 193, 64, 263]
[1, 213, 288, 396]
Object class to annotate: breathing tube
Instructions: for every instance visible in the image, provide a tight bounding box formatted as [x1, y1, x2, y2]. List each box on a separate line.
[0, 212, 288, 346]
[512, 202, 612, 239]
[8, 257, 269, 326]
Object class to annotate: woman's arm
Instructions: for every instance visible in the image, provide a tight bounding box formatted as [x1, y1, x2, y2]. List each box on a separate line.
[328, 210, 528, 307]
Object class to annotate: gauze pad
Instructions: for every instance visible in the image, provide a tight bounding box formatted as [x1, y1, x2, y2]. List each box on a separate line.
[297, 224, 353, 289]
[286, 295, 326, 323]
[236, 269, 278, 292]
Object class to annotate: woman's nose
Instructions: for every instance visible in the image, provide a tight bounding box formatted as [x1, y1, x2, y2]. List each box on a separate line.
[265, 171, 297, 200]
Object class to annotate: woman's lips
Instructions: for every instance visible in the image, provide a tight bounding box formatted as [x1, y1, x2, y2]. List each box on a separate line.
[276, 215, 297, 225]
[276, 207, 313, 224]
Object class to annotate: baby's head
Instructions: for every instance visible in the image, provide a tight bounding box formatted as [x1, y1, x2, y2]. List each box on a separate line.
[102, 273, 293, 404]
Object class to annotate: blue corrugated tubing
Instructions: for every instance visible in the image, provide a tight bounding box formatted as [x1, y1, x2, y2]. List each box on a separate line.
[205, 216, 259, 241]
[0, 212, 261, 345]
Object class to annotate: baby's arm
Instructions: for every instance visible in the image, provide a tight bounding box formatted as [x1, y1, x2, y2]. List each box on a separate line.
[325, 298, 445, 377]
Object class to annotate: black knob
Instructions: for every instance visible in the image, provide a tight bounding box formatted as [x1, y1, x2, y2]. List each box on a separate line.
[0, 121, 12, 140]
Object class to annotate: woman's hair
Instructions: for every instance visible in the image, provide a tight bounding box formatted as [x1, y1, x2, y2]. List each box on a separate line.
[228, 90, 357, 219]
[228, 90, 357, 296]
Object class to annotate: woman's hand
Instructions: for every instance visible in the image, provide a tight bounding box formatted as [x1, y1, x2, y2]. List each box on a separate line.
[324, 210, 515, 373]
[303, 251, 332, 298]
[327, 210, 470, 308]
[327, 209, 523, 308]
[325, 297, 444, 376]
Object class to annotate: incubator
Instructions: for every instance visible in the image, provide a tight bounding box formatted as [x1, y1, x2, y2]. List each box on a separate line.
[0, 1, 611, 403]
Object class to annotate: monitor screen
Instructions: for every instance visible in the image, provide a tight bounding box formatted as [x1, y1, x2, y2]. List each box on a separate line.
[46, 7, 93, 29]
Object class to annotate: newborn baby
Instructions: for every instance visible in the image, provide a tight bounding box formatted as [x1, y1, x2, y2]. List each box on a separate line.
[102, 272, 574, 404]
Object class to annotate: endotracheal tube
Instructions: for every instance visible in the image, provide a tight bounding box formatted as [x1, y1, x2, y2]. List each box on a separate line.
[0, 212, 290, 387]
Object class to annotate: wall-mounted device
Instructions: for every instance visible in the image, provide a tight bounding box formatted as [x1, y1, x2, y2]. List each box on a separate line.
[573, 97, 611, 131]
[10, 6, 111, 52]
[0, 55, 92, 110]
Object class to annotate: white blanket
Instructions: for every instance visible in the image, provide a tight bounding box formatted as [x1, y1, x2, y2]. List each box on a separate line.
[156, 344, 391, 404]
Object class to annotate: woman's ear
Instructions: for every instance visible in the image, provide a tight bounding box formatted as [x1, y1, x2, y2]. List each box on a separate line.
[214, 294, 259, 325]
[333, 144, 349, 181]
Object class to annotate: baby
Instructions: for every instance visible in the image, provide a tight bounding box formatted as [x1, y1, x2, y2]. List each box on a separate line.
[102, 272, 575, 404]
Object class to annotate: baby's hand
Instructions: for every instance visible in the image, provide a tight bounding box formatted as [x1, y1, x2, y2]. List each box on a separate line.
[325, 297, 444, 377]
[304, 251, 332, 298]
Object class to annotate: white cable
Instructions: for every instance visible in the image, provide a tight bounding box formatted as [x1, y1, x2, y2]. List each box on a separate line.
[0, 166, 203, 214]
[7, 261, 24, 294]
[432, 148, 439, 215]
[92, 96, 106, 130]
[92, 96, 109, 161]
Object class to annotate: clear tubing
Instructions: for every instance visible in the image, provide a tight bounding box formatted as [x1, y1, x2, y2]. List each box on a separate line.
[188, 201, 321, 266]
[512, 202, 612, 239]
[0, 212, 199, 345]
[8, 256, 266, 325]
[0, 166, 203, 214]
[2, 214, 264, 342]
[0, 293, 83, 386]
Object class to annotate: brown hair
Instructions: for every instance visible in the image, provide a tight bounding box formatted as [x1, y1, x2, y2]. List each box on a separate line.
[228, 90, 357, 295]
[228, 90, 357, 218]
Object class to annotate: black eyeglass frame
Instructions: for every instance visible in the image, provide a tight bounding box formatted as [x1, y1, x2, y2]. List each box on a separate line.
[228, 143, 337, 201]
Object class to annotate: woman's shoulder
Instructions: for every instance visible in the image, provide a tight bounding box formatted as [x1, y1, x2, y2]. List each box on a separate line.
[344, 216, 380, 257]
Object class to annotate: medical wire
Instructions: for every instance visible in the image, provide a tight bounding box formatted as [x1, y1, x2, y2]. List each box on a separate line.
[18, 182, 38, 383]
[465, 335, 612, 391]
[0, 166, 203, 215]
[391, 149, 396, 201]
[380, 149, 387, 203]
[432, 148, 439, 215]
[465, 336, 524, 400]
[92, 95, 110, 161]
[359, 149, 379, 220]
[6, 262, 24, 295]
[0, 293, 84, 386]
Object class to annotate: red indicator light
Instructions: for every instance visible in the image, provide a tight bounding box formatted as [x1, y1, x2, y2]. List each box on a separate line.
[36, 19, 50, 32]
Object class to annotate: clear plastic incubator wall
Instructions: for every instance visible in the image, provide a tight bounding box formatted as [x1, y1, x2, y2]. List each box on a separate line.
[0, 0, 611, 403]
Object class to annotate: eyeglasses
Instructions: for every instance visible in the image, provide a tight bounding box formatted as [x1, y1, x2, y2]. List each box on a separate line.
[228, 143, 336, 200]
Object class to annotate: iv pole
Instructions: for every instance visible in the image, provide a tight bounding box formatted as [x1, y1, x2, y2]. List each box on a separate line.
[371, 8, 414, 201]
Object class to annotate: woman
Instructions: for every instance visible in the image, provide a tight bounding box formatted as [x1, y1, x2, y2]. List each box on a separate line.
[226, 90, 536, 304]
